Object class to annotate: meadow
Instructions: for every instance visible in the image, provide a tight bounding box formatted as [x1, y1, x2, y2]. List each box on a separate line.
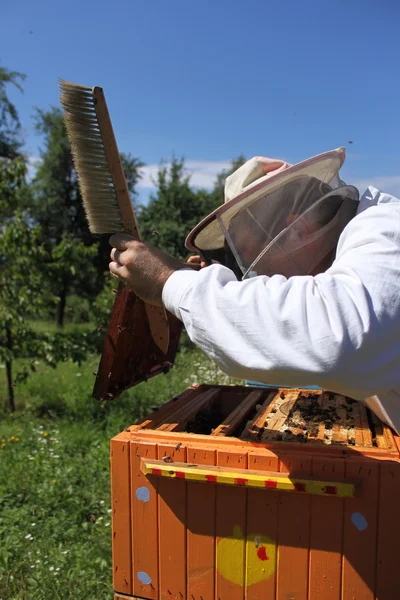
[0, 337, 237, 600]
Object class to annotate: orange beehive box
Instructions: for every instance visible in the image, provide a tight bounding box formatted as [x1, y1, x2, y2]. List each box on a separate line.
[111, 385, 400, 600]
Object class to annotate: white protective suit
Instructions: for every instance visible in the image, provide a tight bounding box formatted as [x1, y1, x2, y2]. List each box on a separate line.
[162, 186, 400, 434]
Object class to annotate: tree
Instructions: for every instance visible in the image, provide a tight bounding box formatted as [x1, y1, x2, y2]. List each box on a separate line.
[137, 156, 247, 260]
[209, 155, 246, 205]
[138, 156, 218, 259]
[30, 107, 143, 326]
[0, 66, 26, 159]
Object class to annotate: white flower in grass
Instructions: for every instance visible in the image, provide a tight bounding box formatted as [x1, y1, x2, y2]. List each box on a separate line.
[35, 560, 40, 564]
[61, 550, 69, 555]
[25, 534, 33, 540]
[49, 566, 54, 571]
[105, 522, 110, 527]
[56, 568, 60, 571]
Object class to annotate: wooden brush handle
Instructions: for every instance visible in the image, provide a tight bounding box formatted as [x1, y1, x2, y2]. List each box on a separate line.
[93, 87, 169, 355]
[93, 87, 140, 238]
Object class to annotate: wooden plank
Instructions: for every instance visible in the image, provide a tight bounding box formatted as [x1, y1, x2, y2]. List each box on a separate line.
[332, 424, 348, 445]
[277, 455, 312, 600]
[342, 459, 379, 600]
[383, 425, 396, 450]
[213, 389, 264, 436]
[358, 403, 373, 447]
[246, 452, 279, 600]
[134, 385, 204, 429]
[376, 459, 400, 599]
[131, 441, 158, 599]
[318, 392, 331, 409]
[241, 391, 278, 440]
[114, 594, 146, 600]
[331, 396, 349, 445]
[370, 412, 388, 449]
[353, 403, 365, 447]
[186, 447, 216, 600]
[141, 459, 358, 498]
[308, 421, 326, 444]
[309, 457, 345, 600]
[262, 390, 300, 441]
[110, 434, 133, 596]
[157, 443, 187, 600]
[158, 387, 221, 432]
[215, 449, 247, 600]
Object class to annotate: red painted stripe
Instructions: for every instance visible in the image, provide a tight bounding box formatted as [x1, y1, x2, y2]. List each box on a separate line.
[152, 468, 162, 476]
[235, 478, 248, 486]
[294, 482, 306, 492]
[265, 479, 278, 489]
[175, 471, 185, 479]
[205, 474, 217, 483]
[324, 485, 337, 495]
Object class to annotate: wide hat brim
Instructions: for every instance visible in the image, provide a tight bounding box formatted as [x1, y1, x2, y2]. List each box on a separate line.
[185, 147, 346, 252]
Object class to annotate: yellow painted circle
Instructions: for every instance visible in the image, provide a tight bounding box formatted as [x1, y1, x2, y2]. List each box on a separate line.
[216, 525, 276, 586]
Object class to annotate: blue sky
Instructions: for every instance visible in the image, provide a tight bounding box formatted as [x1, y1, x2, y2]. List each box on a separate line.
[2, 0, 400, 203]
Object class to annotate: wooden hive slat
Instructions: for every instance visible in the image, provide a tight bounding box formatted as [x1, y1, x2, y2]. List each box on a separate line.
[358, 402, 373, 447]
[332, 396, 349, 444]
[131, 441, 158, 599]
[212, 389, 264, 437]
[158, 387, 221, 432]
[240, 390, 279, 441]
[157, 443, 187, 598]
[134, 385, 206, 430]
[186, 447, 216, 598]
[261, 390, 300, 441]
[353, 401, 366, 447]
[370, 411, 388, 449]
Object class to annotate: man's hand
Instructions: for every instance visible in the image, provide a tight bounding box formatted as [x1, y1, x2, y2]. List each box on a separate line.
[109, 233, 186, 306]
[187, 255, 208, 269]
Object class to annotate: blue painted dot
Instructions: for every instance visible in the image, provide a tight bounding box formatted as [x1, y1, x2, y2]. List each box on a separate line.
[351, 512, 368, 531]
[137, 571, 152, 585]
[136, 486, 150, 503]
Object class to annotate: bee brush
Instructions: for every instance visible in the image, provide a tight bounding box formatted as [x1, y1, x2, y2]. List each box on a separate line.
[59, 80, 169, 354]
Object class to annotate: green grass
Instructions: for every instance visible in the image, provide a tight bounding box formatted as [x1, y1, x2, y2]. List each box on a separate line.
[0, 336, 240, 599]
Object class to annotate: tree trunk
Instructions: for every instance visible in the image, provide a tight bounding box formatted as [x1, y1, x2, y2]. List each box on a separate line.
[56, 281, 68, 328]
[5, 325, 15, 412]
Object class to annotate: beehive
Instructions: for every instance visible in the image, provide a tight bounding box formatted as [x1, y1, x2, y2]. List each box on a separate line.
[111, 384, 400, 600]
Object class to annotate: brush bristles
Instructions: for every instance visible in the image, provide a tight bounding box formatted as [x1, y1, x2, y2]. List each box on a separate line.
[59, 80, 124, 234]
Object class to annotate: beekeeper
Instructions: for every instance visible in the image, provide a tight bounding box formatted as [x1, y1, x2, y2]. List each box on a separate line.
[109, 148, 400, 434]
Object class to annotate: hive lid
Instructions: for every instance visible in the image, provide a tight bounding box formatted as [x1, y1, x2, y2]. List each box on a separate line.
[93, 285, 182, 401]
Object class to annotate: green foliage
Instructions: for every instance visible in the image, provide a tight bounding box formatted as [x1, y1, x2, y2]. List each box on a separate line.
[120, 152, 144, 210]
[0, 156, 31, 220]
[0, 347, 241, 599]
[138, 155, 247, 260]
[30, 109, 144, 323]
[32, 107, 87, 244]
[0, 66, 26, 158]
[0, 158, 100, 408]
[138, 156, 218, 259]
